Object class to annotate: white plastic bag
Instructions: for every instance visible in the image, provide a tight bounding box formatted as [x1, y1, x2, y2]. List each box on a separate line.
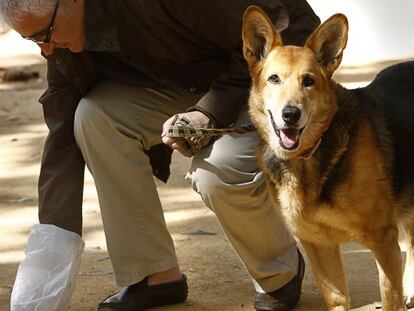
[11, 224, 85, 311]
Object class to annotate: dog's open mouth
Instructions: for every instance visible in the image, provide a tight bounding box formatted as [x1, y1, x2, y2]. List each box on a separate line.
[279, 128, 303, 150]
[268, 110, 303, 150]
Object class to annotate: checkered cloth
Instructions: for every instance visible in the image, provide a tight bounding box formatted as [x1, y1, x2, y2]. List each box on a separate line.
[166, 115, 256, 140]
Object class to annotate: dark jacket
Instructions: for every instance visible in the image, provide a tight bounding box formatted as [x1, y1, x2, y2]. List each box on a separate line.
[38, 0, 320, 234]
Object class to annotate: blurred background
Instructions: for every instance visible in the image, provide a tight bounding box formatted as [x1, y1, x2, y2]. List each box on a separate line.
[2, 0, 414, 67]
[308, 0, 414, 65]
[0, 2, 413, 311]
[2, 1, 414, 67]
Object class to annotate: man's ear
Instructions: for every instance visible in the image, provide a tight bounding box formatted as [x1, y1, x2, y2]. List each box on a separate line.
[242, 6, 283, 69]
[305, 14, 348, 78]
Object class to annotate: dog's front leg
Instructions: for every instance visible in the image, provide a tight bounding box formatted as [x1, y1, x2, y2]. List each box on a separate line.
[301, 240, 349, 311]
[401, 222, 414, 308]
[364, 226, 405, 311]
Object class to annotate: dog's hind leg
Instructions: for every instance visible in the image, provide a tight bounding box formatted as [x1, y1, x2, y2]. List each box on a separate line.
[364, 226, 405, 311]
[401, 221, 414, 308]
[301, 240, 349, 311]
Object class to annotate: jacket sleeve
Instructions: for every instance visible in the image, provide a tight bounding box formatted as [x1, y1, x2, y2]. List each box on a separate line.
[280, 0, 321, 46]
[38, 56, 85, 235]
[162, 0, 320, 127]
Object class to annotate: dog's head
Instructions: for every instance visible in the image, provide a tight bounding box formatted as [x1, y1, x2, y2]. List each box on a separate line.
[242, 7, 348, 159]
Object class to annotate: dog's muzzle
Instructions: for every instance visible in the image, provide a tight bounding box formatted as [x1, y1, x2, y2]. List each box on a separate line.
[268, 109, 303, 150]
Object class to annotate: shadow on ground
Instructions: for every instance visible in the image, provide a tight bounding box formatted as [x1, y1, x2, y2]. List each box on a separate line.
[1, 56, 414, 311]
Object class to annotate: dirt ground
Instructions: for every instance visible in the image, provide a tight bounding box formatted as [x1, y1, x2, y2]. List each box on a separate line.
[1, 30, 414, 311]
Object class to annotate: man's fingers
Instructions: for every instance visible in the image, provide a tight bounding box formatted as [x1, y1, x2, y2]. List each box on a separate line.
[161, 136, 183, 149]
[161, 112, 208, 157]
[172, 141, 194, 157]
[161, 135, 174, 146]
[161, 114, 178, 137]
[161, 136, 194, 157]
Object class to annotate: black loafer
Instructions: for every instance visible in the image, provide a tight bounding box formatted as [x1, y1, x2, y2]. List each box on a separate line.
[98, 274, 188, 311]
[254, 251, 305, 311]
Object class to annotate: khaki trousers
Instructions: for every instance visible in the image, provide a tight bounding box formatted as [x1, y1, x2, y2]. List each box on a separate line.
[74, 81, 297, 292]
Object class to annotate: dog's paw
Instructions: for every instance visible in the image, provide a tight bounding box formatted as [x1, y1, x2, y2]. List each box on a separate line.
[405, 295, 414, 309]
[404, 281, 414, 308]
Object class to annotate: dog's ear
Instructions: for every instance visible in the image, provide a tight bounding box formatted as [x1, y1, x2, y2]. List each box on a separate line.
[242, 6, 283, 69]
[305, 14, 348, 78]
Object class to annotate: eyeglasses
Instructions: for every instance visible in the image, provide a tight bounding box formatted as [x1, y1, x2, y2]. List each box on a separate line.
[22, 0, 60, 44]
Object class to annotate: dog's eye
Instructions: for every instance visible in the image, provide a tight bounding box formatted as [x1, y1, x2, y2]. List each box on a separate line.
[303, 75, 315, 87]
[268, 74, 281, 84]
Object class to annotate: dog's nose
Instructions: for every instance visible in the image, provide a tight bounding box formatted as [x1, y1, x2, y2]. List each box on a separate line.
[282, 106, 301, 125]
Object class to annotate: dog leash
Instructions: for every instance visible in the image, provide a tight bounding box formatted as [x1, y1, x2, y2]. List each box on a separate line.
[165, 115, 321, 159]
[165, 115, 256, 141]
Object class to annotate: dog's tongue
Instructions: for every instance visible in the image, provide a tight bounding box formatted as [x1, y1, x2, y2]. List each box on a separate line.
[280, 129, 300, 149]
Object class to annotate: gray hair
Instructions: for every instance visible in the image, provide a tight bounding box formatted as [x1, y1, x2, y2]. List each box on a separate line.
[0, 0, 56, 26]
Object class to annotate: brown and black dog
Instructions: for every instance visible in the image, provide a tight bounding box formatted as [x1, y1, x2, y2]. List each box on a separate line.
[242, 6, 414, 311]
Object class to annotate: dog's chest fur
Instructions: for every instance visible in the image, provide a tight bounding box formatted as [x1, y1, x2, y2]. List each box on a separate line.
[257, 92, 391, 244]
[261, 149, 352, 244]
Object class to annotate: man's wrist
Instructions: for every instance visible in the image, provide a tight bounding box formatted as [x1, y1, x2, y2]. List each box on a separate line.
[186, 106, 219, 128]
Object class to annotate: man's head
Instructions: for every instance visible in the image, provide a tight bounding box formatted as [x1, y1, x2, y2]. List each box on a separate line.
[0, 0, 85, 55]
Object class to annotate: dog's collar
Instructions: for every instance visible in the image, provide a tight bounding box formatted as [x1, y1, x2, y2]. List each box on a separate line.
[297, 138, 322, 159]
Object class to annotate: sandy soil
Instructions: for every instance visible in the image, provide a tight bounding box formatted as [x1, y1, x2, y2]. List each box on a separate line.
[1, 31, 413, 311]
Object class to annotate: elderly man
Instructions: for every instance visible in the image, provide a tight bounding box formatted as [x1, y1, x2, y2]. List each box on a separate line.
[1, 1, 320, 310]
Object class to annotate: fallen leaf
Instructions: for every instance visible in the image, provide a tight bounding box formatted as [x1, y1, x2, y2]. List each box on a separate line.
[80, 269, 113, 277]
[182, 229, 216, 236]
[7, 197, 32, 204]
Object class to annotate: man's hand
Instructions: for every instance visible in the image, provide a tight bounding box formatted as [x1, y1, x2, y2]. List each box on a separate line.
[161, 111, 212, 157]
